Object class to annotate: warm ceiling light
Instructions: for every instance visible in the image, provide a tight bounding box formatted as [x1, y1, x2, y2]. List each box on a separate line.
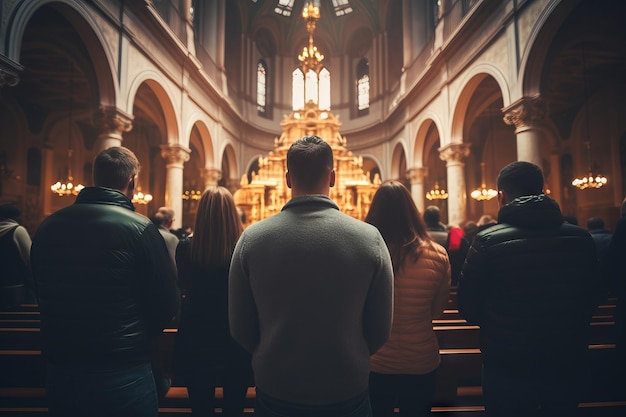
[426, 181, 448, 200]
[471, 162, 497, 201]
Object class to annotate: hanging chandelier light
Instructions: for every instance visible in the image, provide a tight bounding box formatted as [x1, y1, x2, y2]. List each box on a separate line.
[182, 188, 202, 201]
[297, 0, 324, 73]
[51, 64, 84, 197]
[471, 162, 498, 201]
[426, 181, 448, 200]
[571, 41, 607, 190]
[132, 187, 153, 205]
[51, 149, 84, 196]
[572, 142, 607, 190]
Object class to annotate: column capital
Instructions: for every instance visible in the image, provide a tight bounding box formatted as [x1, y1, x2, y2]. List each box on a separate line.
[161, 144, 191, 168]
[502, 95, 547, 131]
[93, 106, 134, 135]
[438, 143, 471, 164]
[406, 167, 428, 184]
[202, 167, 222, 187]
[0, 56, 22, 87]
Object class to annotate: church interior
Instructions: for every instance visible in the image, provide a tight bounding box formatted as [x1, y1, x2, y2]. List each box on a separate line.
[0, 0, 625, 234]
[1, 0, 626, 414]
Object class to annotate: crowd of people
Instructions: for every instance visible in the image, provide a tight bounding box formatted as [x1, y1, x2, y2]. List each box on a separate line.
[0, 138, 624, 416]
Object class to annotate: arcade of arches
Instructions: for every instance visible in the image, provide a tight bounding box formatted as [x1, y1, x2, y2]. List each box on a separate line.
[1, 0, 625, 234]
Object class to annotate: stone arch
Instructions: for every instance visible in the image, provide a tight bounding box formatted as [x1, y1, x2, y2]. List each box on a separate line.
[7, 0, 117, 106]
[390, 141, 408, 188]
[127, 72, 179, 145]
[450, 64, 511, 145]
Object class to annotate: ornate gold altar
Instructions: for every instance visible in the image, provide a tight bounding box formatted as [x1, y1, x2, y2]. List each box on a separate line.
[234, 101, 380, 225]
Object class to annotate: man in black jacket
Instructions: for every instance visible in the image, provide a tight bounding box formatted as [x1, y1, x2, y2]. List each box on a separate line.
[31, 146, 179, 417]
[458, 161, 597, 417]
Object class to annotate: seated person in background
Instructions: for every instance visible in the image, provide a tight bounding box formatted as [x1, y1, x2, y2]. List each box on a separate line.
[423, 205, 448, 247]
[476, 214, 497, 231]
[150, 207, 180, 271]
[586, 216, 612, 264]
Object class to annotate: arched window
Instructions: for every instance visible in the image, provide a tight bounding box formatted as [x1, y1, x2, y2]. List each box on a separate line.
[293, 67, 331, 110]
[305, 69, 318, 105]
[319, 68, 331, 110]
[292, 69, 305, 110]
[356, 58, 370, 114]
[257, 59, 267, 114]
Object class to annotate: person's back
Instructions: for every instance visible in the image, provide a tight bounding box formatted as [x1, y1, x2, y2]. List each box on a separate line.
[31, 147, 179, 417]
[0, 202, 33, 307]
[458, 161, 596, 416]
[174, 186, 252, 416]
[150, 206, 180, 270]
[423, 205, 448, 247]
[587, 216, 612, 265]
[365, 181, 450, 416]
[229, 136, 393, 416]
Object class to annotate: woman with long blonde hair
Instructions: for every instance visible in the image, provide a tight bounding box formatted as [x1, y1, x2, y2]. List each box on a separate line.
[173, 186, 251, 417]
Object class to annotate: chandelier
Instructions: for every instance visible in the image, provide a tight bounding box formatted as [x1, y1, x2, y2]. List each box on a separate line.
[132, 188, 153, 205]
[297, 1, 324, 73]
[471, 162, 497, 201]
[182, 189, 202, 201]
[132, 176, 152, 205]
[571, 41, 607, 190]
[572, 143, 607, 189]
[426, 181, 448, 200]
[51, 66, 84, 197]
[50, 149, 85, 196]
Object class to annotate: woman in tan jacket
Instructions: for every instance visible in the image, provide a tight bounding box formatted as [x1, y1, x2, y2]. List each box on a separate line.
[365, 181, 451, 417]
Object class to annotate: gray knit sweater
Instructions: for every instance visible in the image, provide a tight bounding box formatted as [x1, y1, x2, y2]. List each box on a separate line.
[229, 195, 393, 405]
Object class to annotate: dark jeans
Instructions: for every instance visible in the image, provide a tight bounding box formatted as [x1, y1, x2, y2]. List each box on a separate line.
[45, 362, 158, 417]
[482, 366, 582, 417]
[185, 367, 251, 417]
[254, 388, 372, 417]
[369, 371, 436, 417]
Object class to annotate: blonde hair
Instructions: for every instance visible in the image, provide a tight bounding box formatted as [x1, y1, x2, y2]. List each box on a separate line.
[189, 186, 243, 266]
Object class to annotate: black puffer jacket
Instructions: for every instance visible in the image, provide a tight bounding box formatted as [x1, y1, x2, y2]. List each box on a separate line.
[458, 194, 597, 376]
[31, 187, 180, 371]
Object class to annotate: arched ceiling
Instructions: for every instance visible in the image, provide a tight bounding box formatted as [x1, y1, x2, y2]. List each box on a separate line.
[236, 0, 384, 55]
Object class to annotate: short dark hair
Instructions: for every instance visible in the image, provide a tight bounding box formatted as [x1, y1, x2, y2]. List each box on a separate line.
[423, 205, 441, 226]
[497, 161, 544, 199]
[286, 136, 334, 190]
[0, 202, 21, 221]
[586, 217, 605, 230]
[93, 147, 140, 190]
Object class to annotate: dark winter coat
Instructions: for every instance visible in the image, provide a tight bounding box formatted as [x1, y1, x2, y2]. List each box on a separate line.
[458, 194, 597, 376]
[31, 187, 179, 371]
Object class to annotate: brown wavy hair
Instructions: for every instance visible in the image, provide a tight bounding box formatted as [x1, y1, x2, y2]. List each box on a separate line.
[189, 186, 243, 266]
[365, 180, 431, 272]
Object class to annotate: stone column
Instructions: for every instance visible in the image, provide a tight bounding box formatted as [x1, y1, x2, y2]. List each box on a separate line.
[92, 106, 134, 157]
[161, 144, 191, 229]
[502, 96, 546, 168]
[407, 167, 428, 213]
[202, 167, 222, 190]
[439, 143, 471, 226]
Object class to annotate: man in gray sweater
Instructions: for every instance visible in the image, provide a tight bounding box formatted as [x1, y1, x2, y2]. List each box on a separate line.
[229, 136, 393, 417]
